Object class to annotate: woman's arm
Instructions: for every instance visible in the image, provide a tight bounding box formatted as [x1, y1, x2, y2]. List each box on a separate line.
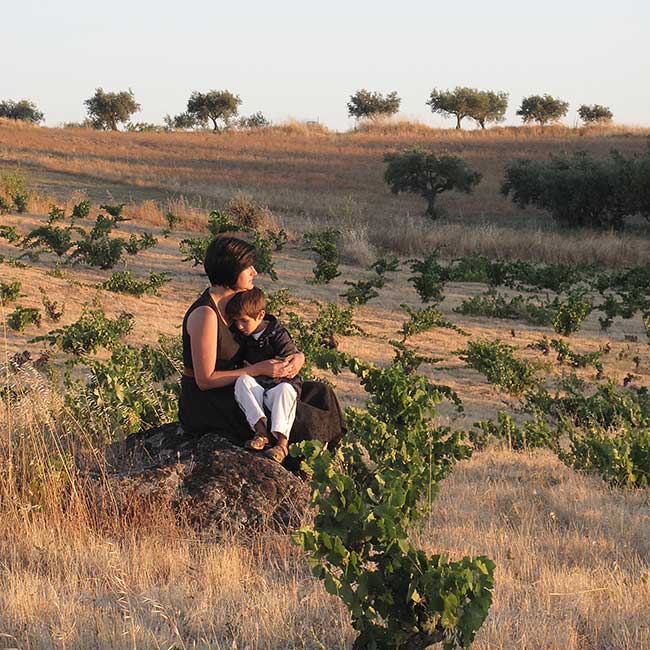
[187, 307, 289, 390]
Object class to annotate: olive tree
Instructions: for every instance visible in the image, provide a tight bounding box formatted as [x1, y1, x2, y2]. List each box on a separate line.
[186, 90, 241, 131]
[516, 94, 569, 126]
[384, 148, 482, 218]
[578, 104, 613, 125]
[0, 99, 44, 123]
[84, 88, 141, 131]
[347, 89, 401, 120]
[426, 87, 508, 129]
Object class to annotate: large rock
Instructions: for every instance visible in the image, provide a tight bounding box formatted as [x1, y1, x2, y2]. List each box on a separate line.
[96, 422, 310, 534]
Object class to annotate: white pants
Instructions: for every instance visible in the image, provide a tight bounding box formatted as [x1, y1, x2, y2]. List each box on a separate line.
[234, 375, 298, 439]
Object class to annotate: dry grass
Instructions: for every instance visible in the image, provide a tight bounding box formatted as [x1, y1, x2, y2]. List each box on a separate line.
[2, 119, 650, 265]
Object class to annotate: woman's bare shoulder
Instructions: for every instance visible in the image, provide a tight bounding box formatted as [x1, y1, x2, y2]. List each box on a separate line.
[187, 304, 217, 335]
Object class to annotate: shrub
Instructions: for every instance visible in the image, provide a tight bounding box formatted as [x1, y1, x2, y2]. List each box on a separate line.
[265, 288, 296, 316]
[71, 200, 91, 219]
[7, 306, 41, 331]
[458, 339, 539, 396]
[470, 410, 558, 452]
[293, 349, 494, 650]
[552, 293, 592, 336]
[70, 234, 125, 269]
[32, 307, 134, 355]
[0, 196, 11, 214]
[99, 269, 171, 296]
[64, 341, 180, 438]
[125, 232, 157, 254]
[47, 205, 66, 224]
[163, 211, 180, 236]
[340, 277, 383, 305]
[501, 150, 648, 230]
[236, 111, 271, 129]
[0, 280, 21, 303]
[400, 303, 467, 339]
[39, 287, 65, 322]
[22, 225, 74, 257]
[226, 193, 275, 231]
[252, 230, 278, 280]
[0, 224, 20, 243]
[562, 423, 650, 488]
[408, 251, 447, 302]
[384, 148, 481, 218]
[454, 290, 556, 326]
[303, 229, 341, 284]
[370, 255, 400, 276]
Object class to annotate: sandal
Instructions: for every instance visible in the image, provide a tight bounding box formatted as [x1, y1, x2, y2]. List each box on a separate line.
[245, 434, 270, 451]
[263, 443, 289, 463]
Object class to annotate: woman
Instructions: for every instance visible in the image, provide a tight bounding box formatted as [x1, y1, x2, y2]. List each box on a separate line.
[179, 236, 345, 464]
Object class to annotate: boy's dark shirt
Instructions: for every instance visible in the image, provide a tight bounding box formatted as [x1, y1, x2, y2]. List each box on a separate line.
[229, 314, 303, 395]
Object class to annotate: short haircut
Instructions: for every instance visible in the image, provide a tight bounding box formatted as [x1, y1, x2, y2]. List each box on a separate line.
[226, 287, 267, 319]
[204, 236, 256, 288]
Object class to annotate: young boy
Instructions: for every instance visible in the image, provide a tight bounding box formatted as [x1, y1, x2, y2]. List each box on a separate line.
[226, 288, 303, 462]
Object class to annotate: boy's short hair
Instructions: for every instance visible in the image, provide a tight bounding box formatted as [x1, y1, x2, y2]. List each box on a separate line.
[226, 287, 266, 319]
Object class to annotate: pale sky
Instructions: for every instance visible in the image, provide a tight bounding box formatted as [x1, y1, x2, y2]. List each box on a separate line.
[2, 0, 649, 130]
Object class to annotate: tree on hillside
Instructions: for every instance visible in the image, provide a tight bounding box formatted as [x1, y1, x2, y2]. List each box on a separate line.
[186, 90, 241, 131]
[84, 88, 140, 131]
[426, 87, 507, 129]
[471, 90, 509, 129]
[0, 99, 44, 124]
[516, 94, 569, 126]
[347, 89, 401, 120]
[578, 104, 613, 125]
[384, 148, 482, 218]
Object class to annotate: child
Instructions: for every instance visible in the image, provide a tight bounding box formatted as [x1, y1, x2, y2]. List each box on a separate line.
[226, 287, 303, 463]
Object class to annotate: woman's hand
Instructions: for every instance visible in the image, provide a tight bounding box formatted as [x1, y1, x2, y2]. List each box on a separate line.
[282, 352, 305, 378]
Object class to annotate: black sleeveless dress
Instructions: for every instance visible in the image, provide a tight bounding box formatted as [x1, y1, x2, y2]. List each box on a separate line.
[178, 289, 346, 452]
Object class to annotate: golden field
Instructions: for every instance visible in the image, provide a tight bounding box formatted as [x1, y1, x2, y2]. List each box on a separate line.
[1, 121, 650, 649]
[2, 119, 650, 265]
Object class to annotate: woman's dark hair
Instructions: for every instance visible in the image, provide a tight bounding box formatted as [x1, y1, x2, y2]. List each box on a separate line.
[204, 236, 256, 287]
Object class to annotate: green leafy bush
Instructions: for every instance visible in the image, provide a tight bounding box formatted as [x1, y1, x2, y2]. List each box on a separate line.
[99, 269, 171, 296]
[562, 423, 650, 488]
[125, 232, 157, 254]
[0, 280, 21, 303]
[370, 254, 400, 276]
[303, 229, 341, 284]
[47, 205, 66, 224]
[265, 288, 297, 316]
[552, 293, 592, 336]
[252, 230, 278, 280]
[8, 306, 41, 331]
[0, 225, 20, 243]
[162, 211, 180, 236]
[470, 410, 558, 451]
[293, 350, 494, 650]
[502, 150, 650, 230]
[408, 252, 447, 303]
[458, 339, 539, 396]
[32, 307, 134, 355]
[340, 277, 383, 305]
[22, 225, 75, 257]
[64, 340, 180, 438]
[400, 303, 467, 338]
[71, 200, 91, 219]
[454, 289, 555, 326]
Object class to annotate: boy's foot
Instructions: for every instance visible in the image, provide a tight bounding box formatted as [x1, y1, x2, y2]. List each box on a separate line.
[263, 442, 288, 463]
[245, 434, 270, 451]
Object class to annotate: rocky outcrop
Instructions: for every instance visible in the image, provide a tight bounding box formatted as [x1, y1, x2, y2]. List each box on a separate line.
[97, 423, 310, 534]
